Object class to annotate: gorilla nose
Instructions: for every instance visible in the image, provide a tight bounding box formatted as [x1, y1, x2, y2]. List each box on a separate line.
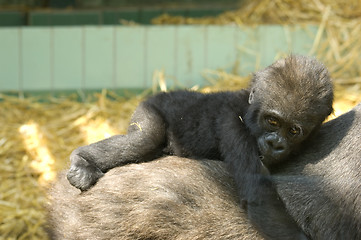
[265, 135, 286, 153]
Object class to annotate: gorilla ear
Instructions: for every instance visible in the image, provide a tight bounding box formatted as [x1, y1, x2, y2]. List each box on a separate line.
[248, 89, 255, 104]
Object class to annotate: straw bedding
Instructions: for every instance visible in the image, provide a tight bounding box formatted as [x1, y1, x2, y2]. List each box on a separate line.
[0, 92, 142, 239]
[1, 0, 361, 239]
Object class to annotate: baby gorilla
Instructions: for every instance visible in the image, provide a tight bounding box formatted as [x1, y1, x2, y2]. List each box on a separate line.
[67, 55, 333, 240]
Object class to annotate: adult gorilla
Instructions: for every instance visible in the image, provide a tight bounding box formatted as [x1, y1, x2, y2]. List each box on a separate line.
[47, 103, 361, 240]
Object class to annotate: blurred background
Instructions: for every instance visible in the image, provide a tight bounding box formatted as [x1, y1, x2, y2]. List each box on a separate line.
[0, 0, 360, 239]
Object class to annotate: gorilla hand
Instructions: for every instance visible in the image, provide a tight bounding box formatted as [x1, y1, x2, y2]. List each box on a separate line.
[67, 149, 104, 191]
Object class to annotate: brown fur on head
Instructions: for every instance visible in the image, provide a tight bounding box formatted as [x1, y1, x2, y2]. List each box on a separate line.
[249, 55, 333, 127]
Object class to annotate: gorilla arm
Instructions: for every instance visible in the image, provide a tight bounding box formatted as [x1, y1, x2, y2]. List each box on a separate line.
[219, 112, 307, 240]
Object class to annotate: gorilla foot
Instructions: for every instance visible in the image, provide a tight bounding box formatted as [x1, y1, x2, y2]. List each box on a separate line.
[67, 154, 104, 191]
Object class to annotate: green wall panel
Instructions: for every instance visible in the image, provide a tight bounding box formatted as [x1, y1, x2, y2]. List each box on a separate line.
[53, 27, 83, 89]
[22, 28, 52, 91]
[258, 25, 289, 68]
[0, 28, 20, 91]
[206, 26, 239, 71]
[235, 26, 259, 75]
[84, 27, 114, 89]
[289, 25, 318, 54]
[0, 25, 319, 92]
[115, 27, 146, 89]
[176, 26, 207, 87]
[145, 26, 177, 88]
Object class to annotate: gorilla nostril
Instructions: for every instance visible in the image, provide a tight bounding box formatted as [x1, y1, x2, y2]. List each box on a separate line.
[266, 140, 274, 148]
[266, 139, 285, 152]
[274, 145, 285, 152]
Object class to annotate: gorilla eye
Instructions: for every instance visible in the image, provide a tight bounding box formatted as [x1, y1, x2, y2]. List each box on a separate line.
[289, 126, 301, 136]
[266, 117, 280, 127]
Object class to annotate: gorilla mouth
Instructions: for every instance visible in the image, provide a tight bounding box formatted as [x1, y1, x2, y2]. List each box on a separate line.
[257, 139, 287, 165]
[258, 147, 280, 166]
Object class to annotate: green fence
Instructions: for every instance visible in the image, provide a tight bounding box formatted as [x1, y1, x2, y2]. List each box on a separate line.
[0, 25, 318, 93]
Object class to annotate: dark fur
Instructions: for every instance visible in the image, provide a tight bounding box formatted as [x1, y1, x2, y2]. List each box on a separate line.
[272, 103, 361, 240]
[47, 103, 361, 240]
[66, 55, 333, 239]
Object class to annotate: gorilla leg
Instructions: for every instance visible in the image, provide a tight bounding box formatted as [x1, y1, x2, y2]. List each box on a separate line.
[67, 102, 166, 191]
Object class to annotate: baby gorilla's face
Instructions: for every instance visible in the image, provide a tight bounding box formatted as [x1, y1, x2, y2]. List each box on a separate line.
[246, 55, 333, 166]
[256, 110, 310, 166]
